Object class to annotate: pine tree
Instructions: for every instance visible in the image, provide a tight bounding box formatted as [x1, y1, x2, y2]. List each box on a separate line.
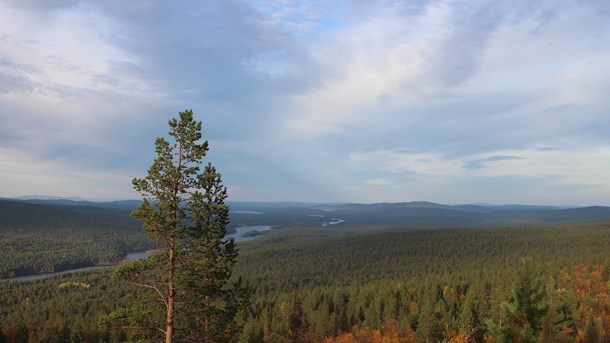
[458, 291, 477, 336]
[178, 163, 249, 343]
[417, 301, 441, 343]
[113, 110, 248, 343]
[540, 276, 568, 342]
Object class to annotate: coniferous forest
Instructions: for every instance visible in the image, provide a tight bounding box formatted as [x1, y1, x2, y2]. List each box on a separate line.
[0, 200, 152, 278]
[1, 210, 609, 342]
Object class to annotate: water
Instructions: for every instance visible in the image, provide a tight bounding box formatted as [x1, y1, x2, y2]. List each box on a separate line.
[125, 252, 149, 260]
[0, 252, 149, 282]
[322, 219, 345, 227]
[0, 226, 273, 282]
[231, 210, 262, 215]
[226, 225, 274, 242]
[0, 265, 111, 282]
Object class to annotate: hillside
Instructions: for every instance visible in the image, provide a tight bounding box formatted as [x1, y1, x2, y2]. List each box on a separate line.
[10, 198, 610, 229]
[3, 198, 610, 279]
[0, 200, 151, 278]
[1, 221, 609, 342]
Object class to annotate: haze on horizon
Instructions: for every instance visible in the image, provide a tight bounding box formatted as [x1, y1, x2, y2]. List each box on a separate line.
[1, 0, 609, 206]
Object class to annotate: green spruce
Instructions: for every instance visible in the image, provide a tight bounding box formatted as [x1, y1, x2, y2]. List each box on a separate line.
[487, 258, 549, 343]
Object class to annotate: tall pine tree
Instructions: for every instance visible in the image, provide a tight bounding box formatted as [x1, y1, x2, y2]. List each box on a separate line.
[113, 110, 248, 343]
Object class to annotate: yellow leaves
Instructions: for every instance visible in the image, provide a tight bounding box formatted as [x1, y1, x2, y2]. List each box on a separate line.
[324, 332, 356, 343]
[557, 263, 610, 343]
[557, 322, 574, 338]
[322, 321, 414, 343]
[443, 284, 458, 304]
[408, 301, 419, 315]
[443, 330, 474, 343]
[58, 281, 90, 289]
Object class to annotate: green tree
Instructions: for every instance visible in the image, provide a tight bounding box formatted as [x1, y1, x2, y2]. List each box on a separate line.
[458, 291, 477, 336]
[540, 276, 571, 342]
[113, 110, 248, 343]
[417, 301, 442, 343]
[487, 258, 549, 343]
[178, 163, 250, 342]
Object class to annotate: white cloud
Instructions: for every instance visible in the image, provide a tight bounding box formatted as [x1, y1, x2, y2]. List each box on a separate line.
[0, 146, 137, 198]
[275, 5, 442, 138]
[0, 0, 609, 204]
[346, 146, 610, 190]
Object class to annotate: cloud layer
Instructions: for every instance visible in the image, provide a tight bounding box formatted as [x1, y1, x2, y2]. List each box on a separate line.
[1, 0, 609, 205]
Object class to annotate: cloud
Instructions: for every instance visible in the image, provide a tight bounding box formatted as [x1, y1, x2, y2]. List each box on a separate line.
[462, 155, 525, 170]
[0, 0, 80, 12]
[345, 146, 610, 197]
[0, 0, 609, 204]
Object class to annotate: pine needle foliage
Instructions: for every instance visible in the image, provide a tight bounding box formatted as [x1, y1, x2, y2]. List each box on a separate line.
[487, 258, 549, 343]
[112, 110, 249, 343]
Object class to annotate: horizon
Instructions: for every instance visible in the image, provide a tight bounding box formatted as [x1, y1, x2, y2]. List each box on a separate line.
[1, 195, 601, 209]
[1, 1, 609, 206]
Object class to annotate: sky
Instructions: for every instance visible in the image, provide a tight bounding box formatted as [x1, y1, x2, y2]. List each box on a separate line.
[1, 0, 609, 206]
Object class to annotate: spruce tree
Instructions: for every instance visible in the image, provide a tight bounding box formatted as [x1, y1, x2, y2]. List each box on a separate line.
[487, 258, 549, 343]
[113, 110, 248, 343]
[417, 301, 442, 343]
[458, 291, 477, 336]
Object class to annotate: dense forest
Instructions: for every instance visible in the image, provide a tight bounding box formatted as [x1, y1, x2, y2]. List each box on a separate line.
[1, 216, 609, 342]
[234, 223, 610, 342]
[3, 198, 610, 279]
[0, 200, 153, 278]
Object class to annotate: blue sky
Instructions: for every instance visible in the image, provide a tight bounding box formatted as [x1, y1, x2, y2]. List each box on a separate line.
[1, 0, 609, 205]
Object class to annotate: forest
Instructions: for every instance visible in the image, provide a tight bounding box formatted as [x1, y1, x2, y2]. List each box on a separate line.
[0, 199, 253, 279]
[1, 201, 609, 342]
[0, 200, 152, 278]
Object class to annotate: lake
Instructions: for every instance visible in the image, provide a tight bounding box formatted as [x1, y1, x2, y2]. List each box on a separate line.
[226, 225, 274, 242]
[0, 252, 149, 282]
[0, 226, 273, 282]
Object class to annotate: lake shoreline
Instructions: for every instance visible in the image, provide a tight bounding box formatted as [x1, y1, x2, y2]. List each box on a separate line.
[2, 225, 275, 282]
[0, 251, 149, 282]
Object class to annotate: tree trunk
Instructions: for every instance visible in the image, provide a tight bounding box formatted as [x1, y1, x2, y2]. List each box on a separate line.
[204, 294, 210, 343]
[166, 239, 176, 343]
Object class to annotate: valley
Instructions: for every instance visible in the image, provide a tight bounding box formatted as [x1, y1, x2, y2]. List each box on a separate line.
[1, 198, 609, 342]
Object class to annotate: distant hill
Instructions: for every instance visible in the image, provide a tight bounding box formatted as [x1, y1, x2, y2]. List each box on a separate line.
[2, 197, 142, 211]
[228, 200, 610, 228]
[4, 197, 610, 230]
[308, 201, 610, 227]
